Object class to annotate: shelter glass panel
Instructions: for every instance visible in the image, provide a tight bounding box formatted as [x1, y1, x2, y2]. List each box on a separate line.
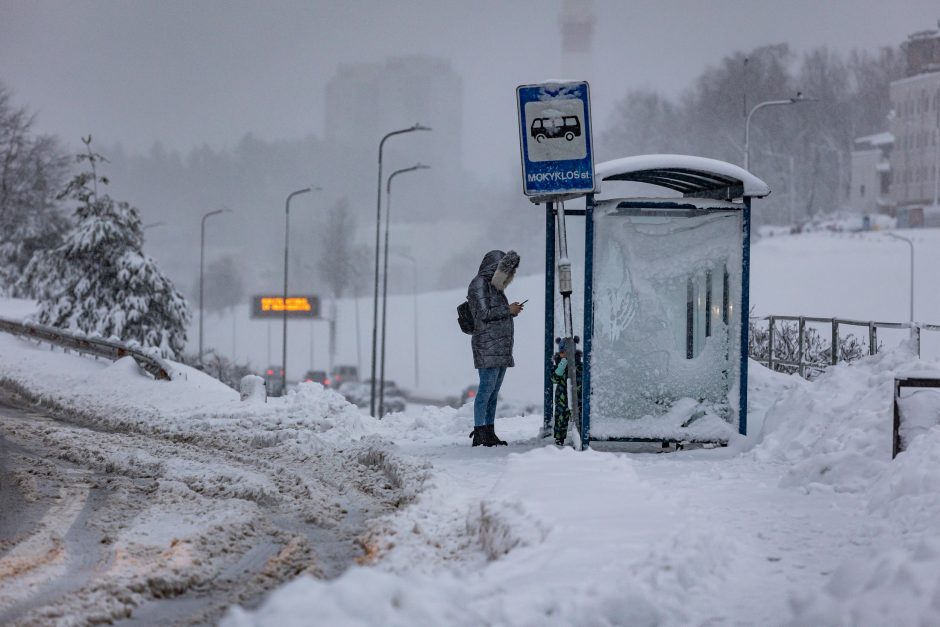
[589, 207, 742, 441]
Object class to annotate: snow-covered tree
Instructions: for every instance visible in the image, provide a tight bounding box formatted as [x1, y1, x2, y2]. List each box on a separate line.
[19, 138, 190, 358]
[0, 83, 70, 296]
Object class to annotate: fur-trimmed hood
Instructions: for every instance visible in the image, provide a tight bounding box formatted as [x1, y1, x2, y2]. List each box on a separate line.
[477, 250, 519, 292]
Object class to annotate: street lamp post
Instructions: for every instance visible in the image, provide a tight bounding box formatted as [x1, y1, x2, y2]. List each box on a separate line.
[282, 186, 320, 394]
[379, 165, 429, 417]
[199, 208, 227, 365]
[370, 124, 431, 416]
[884, 232, 915, 328]
[744, 94, 815, 171]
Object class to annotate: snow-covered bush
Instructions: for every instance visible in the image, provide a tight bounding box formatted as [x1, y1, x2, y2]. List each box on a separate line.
[18, 138, 190, 358]
[181, 350, 254, 391]
[749, 316, 867, 378]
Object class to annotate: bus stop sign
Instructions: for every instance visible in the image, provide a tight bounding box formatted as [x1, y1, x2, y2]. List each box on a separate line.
[517, 81, 595, 200]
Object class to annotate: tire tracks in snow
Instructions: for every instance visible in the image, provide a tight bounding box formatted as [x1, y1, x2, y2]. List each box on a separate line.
[0, 385, 424, 625]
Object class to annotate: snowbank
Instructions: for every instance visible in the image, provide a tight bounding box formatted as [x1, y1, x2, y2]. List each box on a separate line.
[5, 294, 940, 626]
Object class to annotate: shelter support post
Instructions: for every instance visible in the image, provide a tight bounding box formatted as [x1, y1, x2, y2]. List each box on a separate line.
[798, 317, 806, 378]
[581, 196, 594, 449]
[767, 316, 775, 371]
[543, 202, 556, 434]
[738, 199, 751, 435]
[893, 378, 902, 458]
[831, 319, 839, 366]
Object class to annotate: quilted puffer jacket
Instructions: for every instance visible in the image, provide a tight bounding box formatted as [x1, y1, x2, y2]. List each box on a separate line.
[467, 250, 520, 369]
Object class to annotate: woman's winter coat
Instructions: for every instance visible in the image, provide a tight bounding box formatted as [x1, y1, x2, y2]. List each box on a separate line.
[467, 250, 519, 369]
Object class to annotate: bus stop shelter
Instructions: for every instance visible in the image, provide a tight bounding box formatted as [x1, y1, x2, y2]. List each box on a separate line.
[543, 155, 771, 448]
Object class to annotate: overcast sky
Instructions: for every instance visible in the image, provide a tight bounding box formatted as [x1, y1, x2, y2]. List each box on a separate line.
[1, 0, 937, 180]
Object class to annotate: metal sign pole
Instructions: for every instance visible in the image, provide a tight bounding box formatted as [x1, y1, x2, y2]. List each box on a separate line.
[517, 81, 594, 447]
[555, 201, 581, 446]
[542, 202, 556, 437]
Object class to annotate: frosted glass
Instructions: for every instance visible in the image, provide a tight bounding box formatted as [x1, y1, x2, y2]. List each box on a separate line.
[589, 207, 742, 440]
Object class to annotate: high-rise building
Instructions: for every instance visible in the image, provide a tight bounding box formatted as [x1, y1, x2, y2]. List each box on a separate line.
[322, 55, 466, 292]
[890, 26, 940, 211]
[324, 55, 462, 190]
[903, 27, 940, 77]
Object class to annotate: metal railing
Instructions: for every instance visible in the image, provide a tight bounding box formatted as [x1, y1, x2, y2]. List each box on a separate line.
[749, 315, 940, 378]
[0, 316, 174, 381]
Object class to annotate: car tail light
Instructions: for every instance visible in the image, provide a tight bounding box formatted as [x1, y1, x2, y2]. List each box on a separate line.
[266, 369, 274, 375]
[324, 379, 331, 386]
[467, 390, 476, 398]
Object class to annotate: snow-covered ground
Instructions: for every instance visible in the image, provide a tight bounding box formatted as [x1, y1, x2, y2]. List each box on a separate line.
[3, 229, 940, 625]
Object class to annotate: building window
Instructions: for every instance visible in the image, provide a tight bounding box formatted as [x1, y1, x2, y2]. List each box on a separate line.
[860, 184, 866, 197]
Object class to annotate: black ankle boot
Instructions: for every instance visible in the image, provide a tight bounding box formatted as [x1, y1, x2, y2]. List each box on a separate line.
[486, 424, 507, 446]
[469, 426, 491, 447]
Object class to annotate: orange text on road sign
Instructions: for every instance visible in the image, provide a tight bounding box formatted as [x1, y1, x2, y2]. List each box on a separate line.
[260, 297, 312, 312]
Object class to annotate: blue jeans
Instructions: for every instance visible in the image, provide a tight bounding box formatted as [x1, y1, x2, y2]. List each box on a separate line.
[474, 367, 506, 427]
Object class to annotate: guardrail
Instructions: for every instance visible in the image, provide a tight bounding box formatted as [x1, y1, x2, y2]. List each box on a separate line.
[749, 315, 940, 378]
[0, 316, 174, 381]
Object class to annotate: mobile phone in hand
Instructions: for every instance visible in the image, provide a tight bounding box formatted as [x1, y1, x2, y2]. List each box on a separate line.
[519, 299, 528, 305]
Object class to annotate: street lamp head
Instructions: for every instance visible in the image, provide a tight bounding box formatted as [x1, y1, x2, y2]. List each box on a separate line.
[412, 123, 432, 132]
[790, 92, 817, 103]
[387, 163, 431, 193]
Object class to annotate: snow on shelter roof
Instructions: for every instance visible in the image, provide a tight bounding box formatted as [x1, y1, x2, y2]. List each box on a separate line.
[596, 154, 771, 200]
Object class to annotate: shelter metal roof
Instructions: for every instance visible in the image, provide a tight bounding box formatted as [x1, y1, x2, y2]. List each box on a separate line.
[595, 154, 771, 200]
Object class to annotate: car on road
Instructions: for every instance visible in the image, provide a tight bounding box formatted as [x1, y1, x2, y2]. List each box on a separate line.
[337, 381, 369, 407]
[263, 366, 285, 396]
[339, 380, 407, 416]
[330, 365, 359, 387]
[453, 383, 538, 417]
[303, 369, 331, 387]
[461, 384, 478, 405]
[379, 387, 407, 415]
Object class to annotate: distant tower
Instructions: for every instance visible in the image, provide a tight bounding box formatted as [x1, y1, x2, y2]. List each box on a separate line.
[560, 0, 595, 82]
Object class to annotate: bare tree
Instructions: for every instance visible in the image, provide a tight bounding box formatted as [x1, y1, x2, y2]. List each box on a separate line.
[317, 197, 364, 298]
[600, 89, 684, 160]
[848, 47, 906, 136]
[599, 42, 904, 226]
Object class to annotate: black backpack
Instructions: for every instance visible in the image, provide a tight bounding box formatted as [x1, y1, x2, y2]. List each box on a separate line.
[457, 300, 474, 334]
